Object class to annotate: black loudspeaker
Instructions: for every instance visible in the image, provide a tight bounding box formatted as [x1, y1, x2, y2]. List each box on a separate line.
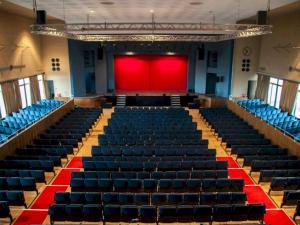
[257, 11, 267, 25]
[36, 10, 47, 24]
[198, 46, 205, 60]
[97, 45, 103, 60]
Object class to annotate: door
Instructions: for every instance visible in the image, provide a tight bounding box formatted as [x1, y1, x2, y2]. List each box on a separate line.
[205, 73, 218, 95]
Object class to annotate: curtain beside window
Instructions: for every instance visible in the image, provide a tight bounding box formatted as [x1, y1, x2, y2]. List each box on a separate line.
[1, 82, 20, 114]
[30, 76, 41, 103]
[13, 80, 22, 110]
[44, 80, 50, 99]
[255, 74, 270, 101]
[279, 80, 299, 113]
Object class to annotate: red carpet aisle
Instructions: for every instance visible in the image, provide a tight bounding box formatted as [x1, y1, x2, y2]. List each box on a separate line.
[264, 209, 296, 225]
[13, 210, 48, 225]
[66, 156, 83, 168]
[216, 156, 240, 168]
[13, 157, 82, 225]
[51, 168, 81, 185]
[222, 156, 295, 225]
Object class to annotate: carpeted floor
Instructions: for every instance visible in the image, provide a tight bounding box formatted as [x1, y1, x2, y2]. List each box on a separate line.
[216, 156, 240, 168]
[228, 168, 255, 185]
[13, 210, 48, 225]
[51, 168, 81, 185]
[31, 185, 68, 209]
[66, 156, 83, 168]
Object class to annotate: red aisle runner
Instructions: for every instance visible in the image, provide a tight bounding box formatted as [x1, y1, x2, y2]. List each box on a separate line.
[216, 156, 240, 168]
[13, 210, 48, 225]
[31, 185, 68, 209]
[264, 209, 295, 225]
[66, 157, 83, 168]
[228, 168, 255, 185]
[52, 168, 80, 185]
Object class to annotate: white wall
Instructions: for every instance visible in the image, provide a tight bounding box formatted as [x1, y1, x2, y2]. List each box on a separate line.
[41, 36, 71, 97]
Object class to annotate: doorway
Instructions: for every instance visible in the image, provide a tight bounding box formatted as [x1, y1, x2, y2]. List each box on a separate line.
[205, 73, 218, 95]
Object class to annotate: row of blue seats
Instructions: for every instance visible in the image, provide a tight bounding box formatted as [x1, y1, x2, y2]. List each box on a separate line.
[269, 177, 300, 193]
[0, 99, 64, 143]
[282, 190, 300, 207]
[259, 169, 300, 183]
[84, 156, 216, 162]
[91, 146, 214, 157]
[71, 170, 228, 180]
[0, 160, 54, 173]
[0, 177, 37, 193]
[237, 99, 300, 141]
[48, 203, 266, 224]
[70, 178, 244, 192]
[250, 160, 300, 173]
[54, 191, 246, 205]
[83, 160, 228, 171]
[0, 201, 13, 223]
[0, 191, 26, 207]
[0, 169, 45, 183]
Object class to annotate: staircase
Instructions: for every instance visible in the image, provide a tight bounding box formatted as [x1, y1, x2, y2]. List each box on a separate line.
[170, 95, 181, 107]
[116, 95, 126, 107]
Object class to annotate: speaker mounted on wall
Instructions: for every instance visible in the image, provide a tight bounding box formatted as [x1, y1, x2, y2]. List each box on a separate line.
[257, 10, 267, 25]
[51, 58, 60, 72]
[97, 44, 104, 60]
[36, 10, 47, 25]
[198, 44, 205, 60]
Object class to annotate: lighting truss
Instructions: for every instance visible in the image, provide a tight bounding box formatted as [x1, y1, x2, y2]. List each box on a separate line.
[31, 22, 272, 42]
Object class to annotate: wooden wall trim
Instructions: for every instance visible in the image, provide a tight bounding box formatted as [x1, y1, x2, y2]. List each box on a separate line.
[227, 100, 300, 157]
[0, 99, 75, 159]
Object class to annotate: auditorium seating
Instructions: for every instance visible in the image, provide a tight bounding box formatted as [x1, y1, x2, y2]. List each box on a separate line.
[0, 191, 26, 207]
[200, 108, 300, 187]
[0, 201, 13, 224]
[47, 107, 266, 223]
[71, 170, 228, 180]
[269, 177, 300, 193]
[259, 169, 300, 183]
[48, 203, 265, 225]
[238, 99, 300, 142]
[281, 190, 300, 207]
[0, 99, 64, 143]
[0, 177, 38, 193]
[70, 178, 244, 192]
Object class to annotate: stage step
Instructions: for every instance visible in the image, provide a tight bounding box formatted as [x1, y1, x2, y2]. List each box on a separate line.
[171, 95, 181, 107]
[116, 95, 126, 107]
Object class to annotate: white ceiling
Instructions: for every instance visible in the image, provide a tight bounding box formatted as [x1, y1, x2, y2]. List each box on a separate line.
[8, 0, 298, 24]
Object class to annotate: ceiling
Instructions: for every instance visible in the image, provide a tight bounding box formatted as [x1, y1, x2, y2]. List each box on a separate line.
[7, 0, 298, 24]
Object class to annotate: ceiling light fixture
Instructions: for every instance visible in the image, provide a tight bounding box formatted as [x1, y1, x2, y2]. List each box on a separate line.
[189, 1, 203, 5]
[89, 10, 95, 13]
[31, 22, 272, 42]
[150, 9, 154, 13]
[100, 1, 115, 5]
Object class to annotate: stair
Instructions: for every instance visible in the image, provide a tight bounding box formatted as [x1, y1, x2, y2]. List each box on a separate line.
[170, 95, 181, 107]
[116, 95, 126, 107]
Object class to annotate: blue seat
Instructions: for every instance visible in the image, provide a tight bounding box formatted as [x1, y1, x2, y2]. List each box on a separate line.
[0, 201, 13, 223]
[177, 205, 194, 222]
[158, 205, 177, 222]
[49, 204, 66, 224]
[104, 205, 120, 222]
[121, 205, 139, 222]
[70, 192, 85, 204]
[83, 204, 102, 222]
[139, 205, 157, 223]
[55, 192, 70, 204]
[103, 193, 118, 204]
[65, 204, 83, 222]
[134, 193, 149, 205]
[119, 193, 134, 205]
[85, 192, 101, 204]
[152, 193, 167, 205]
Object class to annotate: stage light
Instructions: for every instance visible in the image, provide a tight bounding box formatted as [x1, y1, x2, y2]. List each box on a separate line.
[125, 52, 135, 55]
[166, 52, 175, 55]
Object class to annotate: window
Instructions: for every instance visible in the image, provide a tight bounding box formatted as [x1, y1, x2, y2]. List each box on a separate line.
[19, 78, 31, 108]
[37, 74, 46, 100]
[267, 78, 283, 108]
[0, 86, 6, 118]
[293, 85, 300, 118]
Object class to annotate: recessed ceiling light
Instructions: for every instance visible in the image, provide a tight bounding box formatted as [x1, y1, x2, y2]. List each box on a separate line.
[100, 1, 115, 5]
[150, 9, 154, 13]
[89, 10, 95, 13]
[189, 1, 203, 5]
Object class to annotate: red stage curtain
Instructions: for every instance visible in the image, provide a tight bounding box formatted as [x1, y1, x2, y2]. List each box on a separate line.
[114, 55, 188, 93]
